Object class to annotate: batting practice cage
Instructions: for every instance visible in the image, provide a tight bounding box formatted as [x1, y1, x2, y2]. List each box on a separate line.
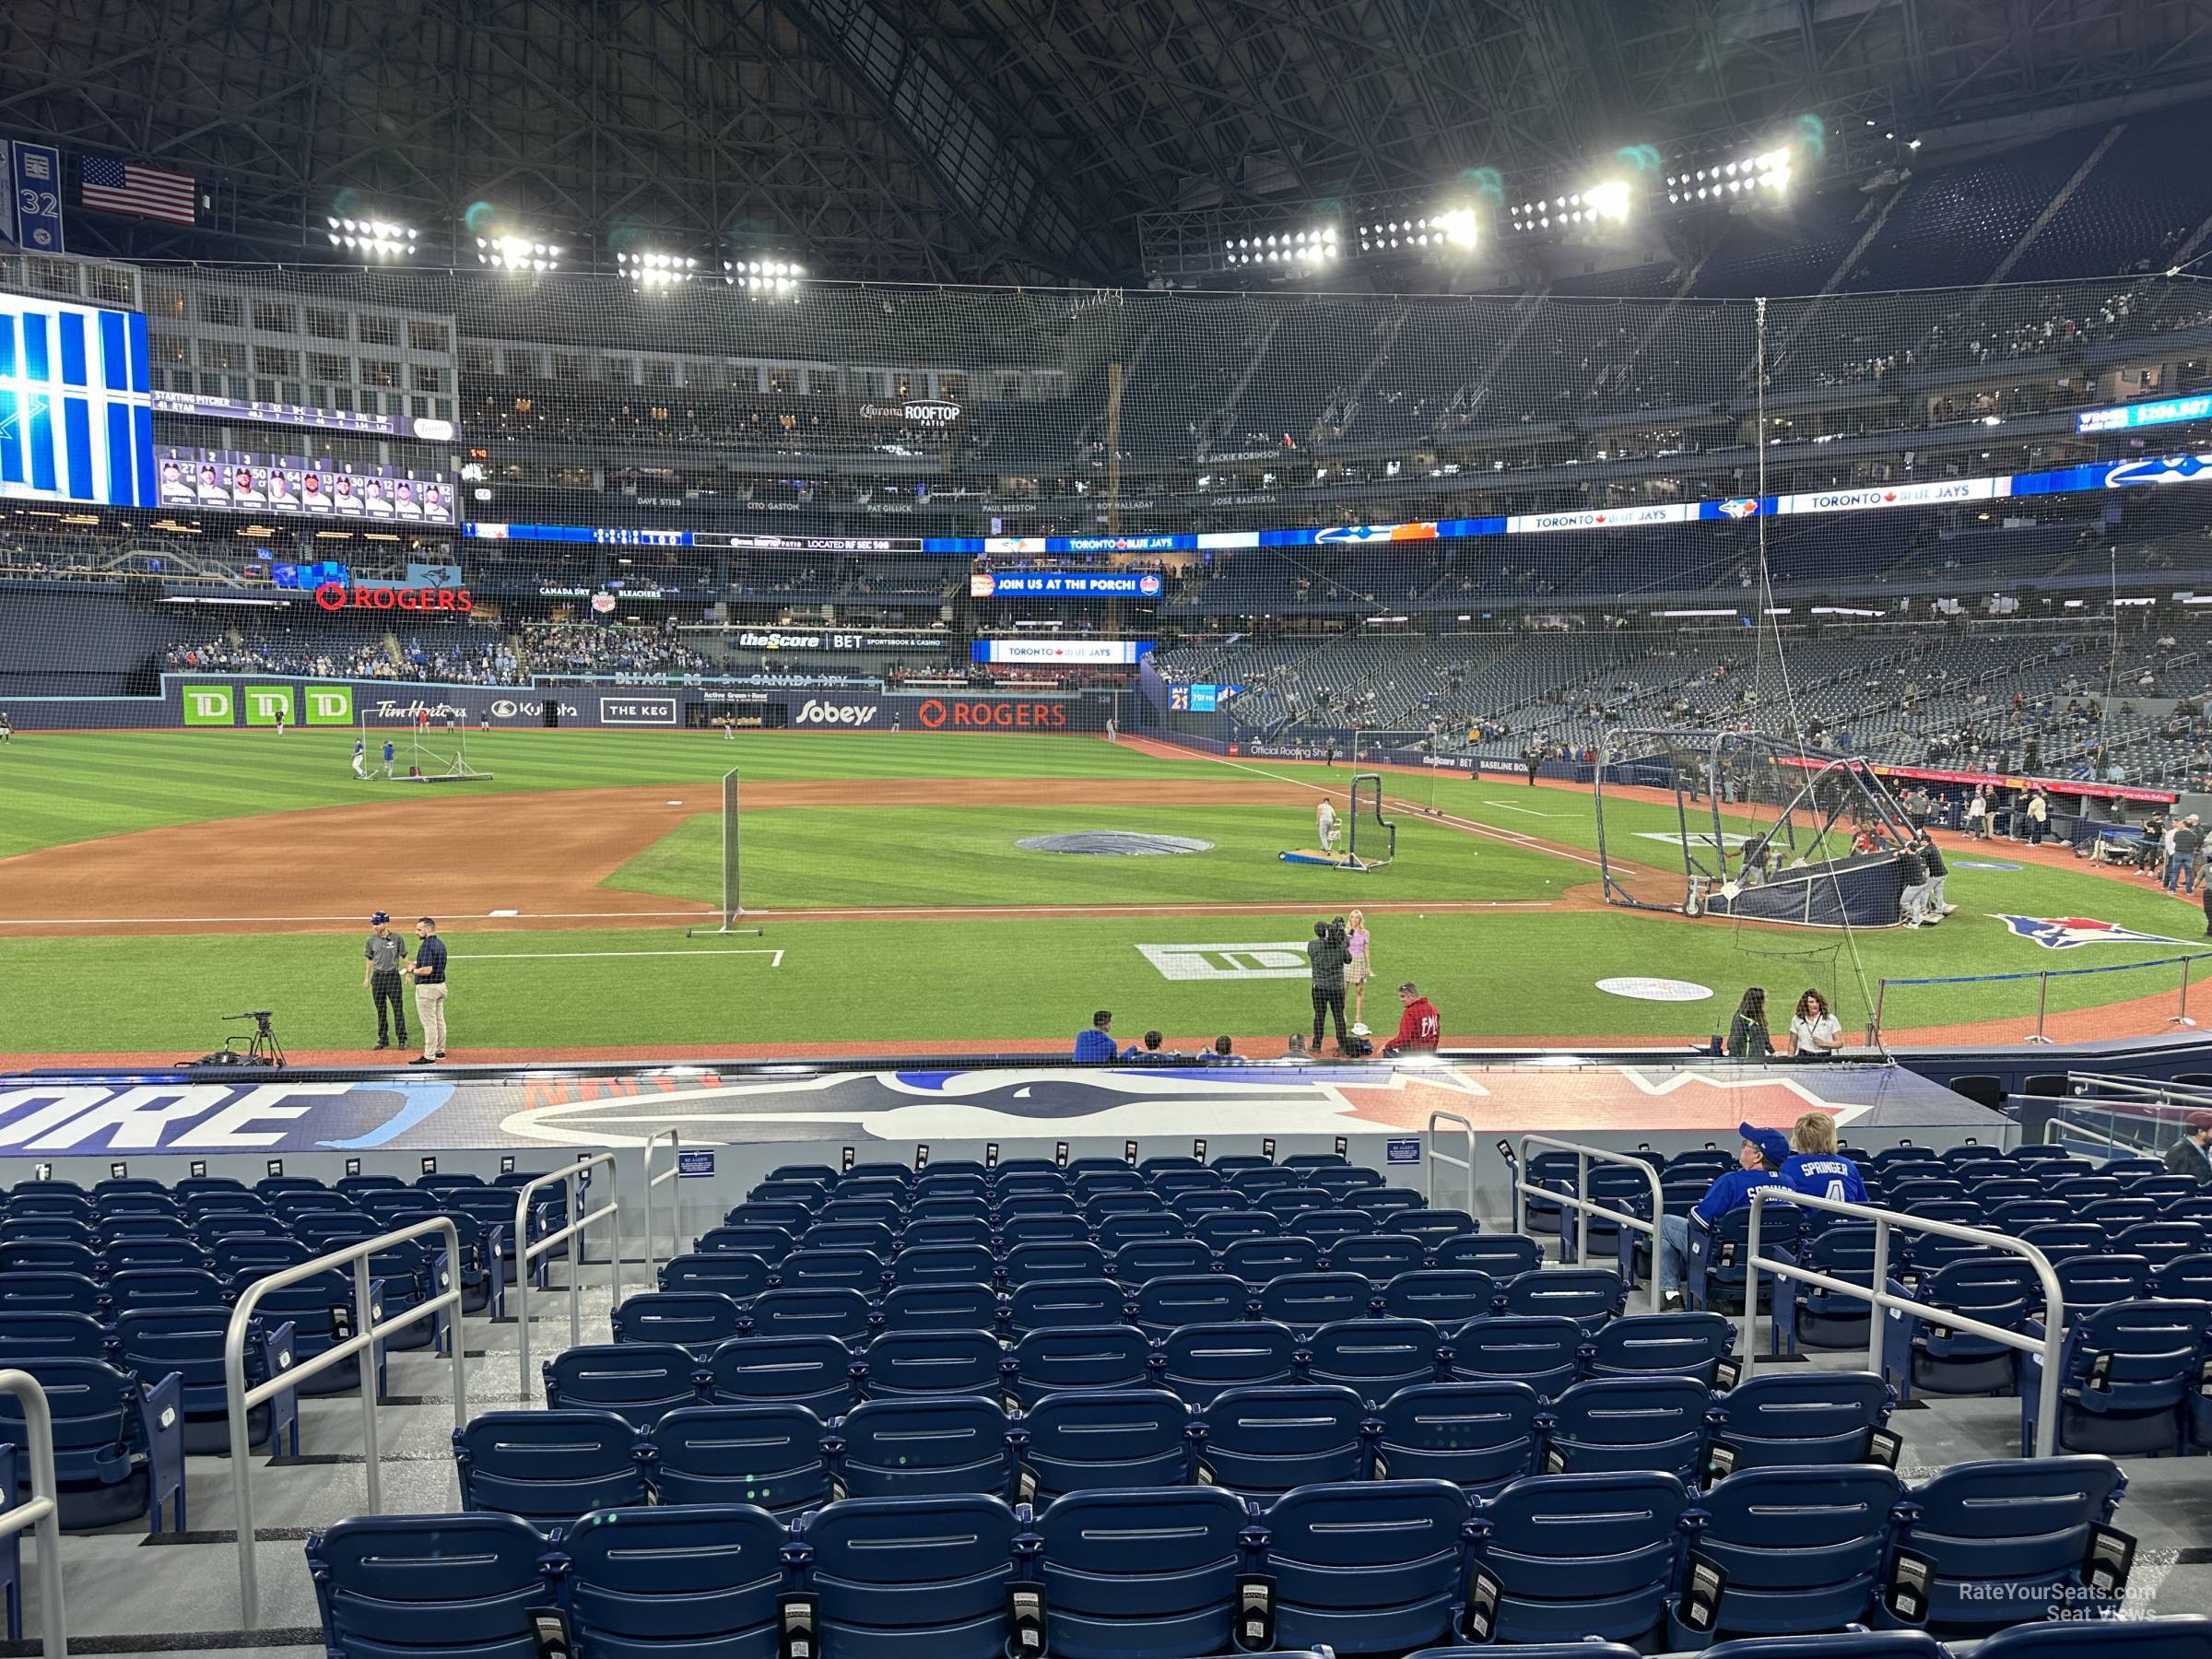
[1280, 771, 1397, 871]
[395, 719, 492, 782]
[1594, 731, 1914, 928]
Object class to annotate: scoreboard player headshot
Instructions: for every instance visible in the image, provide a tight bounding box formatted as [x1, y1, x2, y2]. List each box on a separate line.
[159, 459, 187, 498]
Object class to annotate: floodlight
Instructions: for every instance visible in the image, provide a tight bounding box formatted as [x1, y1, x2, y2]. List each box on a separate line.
[1586, 179, 1630, 219]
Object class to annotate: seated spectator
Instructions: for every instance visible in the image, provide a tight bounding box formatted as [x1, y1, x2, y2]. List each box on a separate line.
[1657, 1124, 1791, 1310]
[1072, 1009, 1118, 1063]
[1382, 981, 1441, 1053]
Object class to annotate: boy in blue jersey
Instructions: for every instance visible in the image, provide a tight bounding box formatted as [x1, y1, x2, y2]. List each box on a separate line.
[1658, 1123, 1792, 1308]
[1781, 1111, 1867, 1204]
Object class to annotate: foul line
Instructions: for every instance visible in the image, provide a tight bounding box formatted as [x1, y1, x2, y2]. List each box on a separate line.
[1482, 800, 1565, 817]
[454, 947, 784, 965]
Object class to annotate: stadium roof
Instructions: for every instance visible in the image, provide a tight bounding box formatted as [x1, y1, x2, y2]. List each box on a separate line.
[6, 0, 2212, 285]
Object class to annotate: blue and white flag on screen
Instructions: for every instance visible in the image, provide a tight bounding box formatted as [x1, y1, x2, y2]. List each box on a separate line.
[0, 296, 154, 508]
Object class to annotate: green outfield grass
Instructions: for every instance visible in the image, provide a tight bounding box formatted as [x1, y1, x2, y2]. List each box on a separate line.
[5, 726, 2209, 1054]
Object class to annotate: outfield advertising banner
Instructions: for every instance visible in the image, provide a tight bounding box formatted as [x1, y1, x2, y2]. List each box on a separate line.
[971, 639, 1155, 665]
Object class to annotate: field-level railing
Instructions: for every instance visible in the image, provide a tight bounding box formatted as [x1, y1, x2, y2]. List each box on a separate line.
[1740, 1188, 2065, 1454]
[1513, 1134, 1667, 1313]
[226, 1216, 465, 1628]
[1866, 953, 2205, 1045]
[515, 1154, 622, 1401]
[641, 1129, 683, 1277]
[1427, 1112, 1476, 1215]
[0, 1370, 67, 1656]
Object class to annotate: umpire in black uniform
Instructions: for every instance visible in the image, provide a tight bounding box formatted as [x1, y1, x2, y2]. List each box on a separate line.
[1308, 918, 1351, 1053]
[363, 911, 410, 1050]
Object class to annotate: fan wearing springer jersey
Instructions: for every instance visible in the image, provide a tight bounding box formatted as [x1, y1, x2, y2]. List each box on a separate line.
[1781, 1112, 1866, 1204]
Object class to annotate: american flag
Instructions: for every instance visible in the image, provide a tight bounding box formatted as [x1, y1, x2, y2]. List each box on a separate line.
[80, 156, 197, 226]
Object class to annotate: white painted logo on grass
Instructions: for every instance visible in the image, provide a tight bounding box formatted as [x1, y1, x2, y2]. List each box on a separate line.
[1139, 942, 1313, 981]
[1596, 976, 1715, 1002]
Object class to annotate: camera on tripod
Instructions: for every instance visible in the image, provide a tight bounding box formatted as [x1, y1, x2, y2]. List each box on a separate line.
[184, 1008, 287, 1068]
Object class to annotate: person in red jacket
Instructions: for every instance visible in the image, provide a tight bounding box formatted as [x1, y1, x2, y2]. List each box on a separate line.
[1382, 980, 1441, 1053]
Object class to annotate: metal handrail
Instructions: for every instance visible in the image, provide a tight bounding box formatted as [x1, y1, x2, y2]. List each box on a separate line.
[2042, 1112, 2132, 1154]
[641, 1128, 683, 1277]
[226, 1216, 465, 1628]
[2067, 1071, 2212, 1111]
[1742, 1187, 2065, 1455]
[0, 1370, 67, 1657]
[515, 1154, 622, 1401]
[1514, 1134, 1667, 1313]
[1426, 1112, 1476, 1216]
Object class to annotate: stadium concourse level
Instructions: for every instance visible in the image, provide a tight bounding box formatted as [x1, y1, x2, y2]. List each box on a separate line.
[12, 1141, 2212, 1651]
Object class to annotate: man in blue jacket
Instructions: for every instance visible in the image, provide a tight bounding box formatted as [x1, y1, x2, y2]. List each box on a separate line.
[1658, 1123, 1791, 1309]
[1073, 1009, 1119, 1062]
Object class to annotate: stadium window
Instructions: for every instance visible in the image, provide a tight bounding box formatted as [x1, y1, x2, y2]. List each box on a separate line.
[309, 351, 349, 382]
[940, 372, 969, 400]
[153, 332, 189, 367]
[437, 397, 453, 420]
[253, 378, 276, 402]
[332, 387, 353, 411]
[407, 320, 450, 353]
[411, 365, 447, 394]
[307, 308, 349, 341]
[29, 257, 77, 296]
[199, 293, 243, 327]
[91, 266, 135, 305]
[360, 358, 401, 389]
[145, 282, 188, 320]
[643, 359, 677, 387]
[357, 313, 399, 347]
[147, 366, 165, 390]
[459, 344, 494, 376]
[252, 346, 298, 378]
[552, 353, 587, 382]
[198, 338, 240, 371]
[411, 395, 430, 418]
[305, 382, 324, 405]
[281, 381, 303, 404]
[198, 371, 224, 395]
[250, 300, 297, 334]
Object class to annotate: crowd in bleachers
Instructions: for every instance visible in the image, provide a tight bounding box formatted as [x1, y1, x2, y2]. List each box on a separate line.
[163, 628, 514, 686]
[520, 619, 710, 678]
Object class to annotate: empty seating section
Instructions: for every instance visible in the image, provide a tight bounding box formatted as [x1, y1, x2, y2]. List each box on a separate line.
[17, 1135, 2212, 1654]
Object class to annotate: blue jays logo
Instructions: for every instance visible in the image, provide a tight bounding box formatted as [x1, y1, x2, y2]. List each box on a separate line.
[1994, 914, 2185, 950]
[1318, 524, 1391, 542]
[2103, 454, 2212, 488]
[1719, 498, 1760, 519]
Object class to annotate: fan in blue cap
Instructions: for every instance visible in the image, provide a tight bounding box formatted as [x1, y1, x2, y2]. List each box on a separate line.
[1656, 1121, 1792, 1311]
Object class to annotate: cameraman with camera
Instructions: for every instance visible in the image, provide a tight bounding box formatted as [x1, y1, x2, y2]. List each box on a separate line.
[1307, 917, 1350, 1054]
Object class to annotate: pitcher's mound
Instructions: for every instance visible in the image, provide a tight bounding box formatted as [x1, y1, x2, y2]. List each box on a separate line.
[1017, 830, 1216, 856]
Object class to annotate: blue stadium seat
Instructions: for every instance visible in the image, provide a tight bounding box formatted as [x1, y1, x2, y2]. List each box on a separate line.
[544, 1342, 705, 1427]
[2114, 1220, 2206, 1272]
[1192, 1211, 1277, 1249]
[307, 1512, 551, 1659]
[1001, 1213, 1091, 1247]
[1688, 1208, 1800, 1312]
[750, 1179, 830, 1212]
[2053, 1252, 2154, 1312]
[831, 1394, 1015, 1499]
[747, 1287, 877, 1342]
[1435, 1234, 1541, 1277]
[860, 1328, 1006, 1399]
[1302, 1317, 1446, 1400]
[1005, 1241, 1111, 1283]
[1015, 1389, 1193, 1500]
[453, 1408, 649, 1530]
[645, 1402, 830, 1515]
[878, 1281, 1000, 1335]
[768, 1163, 842, 1184]
[0, 1271, 105, 1318]
[1888, 1455, 2126, 1631]
[117, 1304, 299, 1456]
[1263, 1478, 1468, 1655]
[1111, 1240, 1214, 1282]
[1096, 1214, 1184, 1253]
[1228, 1168, 1303, 1198]
[890, 1243, 998, 1289]
[1990, 1200, 2072, 1231]
[1973, 1616, 2212, 1659]
[660, 1250, 775, 1300]
[1292, 1208, 1377, 1253]
[1709, 1370, 1895, 1469]
[1134, 1273, 1250, 1335]
[1372, 1380, 1543, 1495]
[1498, 1267, 1623, 1332]
[1771, 1224, 1878, 1355]
[1394, 1209, 1478, 1249]
[1329, 1233, 1428, 1279]
[700, 1224, 799, 1261]
[560, 1502, 787, 1659]
[1007, 1277, 1126, 1334]
[0, 1241, 101, 1279]
[902, 1218, 994, 1252]
[1220, 1236, 1321, 1281]
[610, 1289, 747, 1354]
[1466, 1469, 1688, 1643]
[1, 1356, 184, 1532]
[1381, 1269, 1496, 1324]
[1157, 1321, 1298, 1405]
[1255, 1271, 1375, 1332]
[1448, 1315, 1583, 1397]
[2021, 1298, 2208, 1455]
[0, 1216, 97, 1248]
[803, 1221, 901, 1258]
[1880, 1257, 2039, 1402]
[1007, 1324, 1154, 1406]
[781, 1248, 891, 1294]
[1196, 1383, 1367, 1498]
[817, 1199, 905, 1231]
[0, 1311, 113, 1365]
[1668, 1465, 1901, 1642]
[1583, 1311, 1735, 1382]
[1035, 1486, 1249, 1659]
[1547, 1375, 1711, 1480]
[794, 1493, 1019, 1659]
[704, 1335, 858, 1418]
[240, 1265, 385, 1397]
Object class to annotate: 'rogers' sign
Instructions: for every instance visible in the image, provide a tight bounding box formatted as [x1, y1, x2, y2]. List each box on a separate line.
[916, 698, 1070, 731]
[316, 582, 475, 614]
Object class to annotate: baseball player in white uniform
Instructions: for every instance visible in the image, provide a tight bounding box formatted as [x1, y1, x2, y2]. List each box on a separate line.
[1317, 797, 1339, 854]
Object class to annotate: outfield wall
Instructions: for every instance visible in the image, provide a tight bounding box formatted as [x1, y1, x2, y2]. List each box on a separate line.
[0, 673, 1115, 733]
